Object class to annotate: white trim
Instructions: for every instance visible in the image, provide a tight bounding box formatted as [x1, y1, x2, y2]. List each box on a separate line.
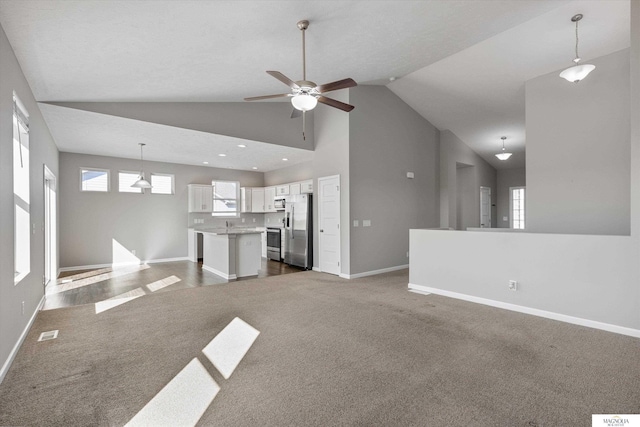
[408, 283, 640, 339]
[312, 267, 322, 273]
[58, 257, 190, 272]
[340, 264, 409, 280]
[202, 265, 237, 280]
[0, 295, 45, 384]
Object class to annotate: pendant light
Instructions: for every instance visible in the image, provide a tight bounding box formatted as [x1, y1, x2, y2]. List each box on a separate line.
[495, 136, 512, 161]
[131, 143, 152, 189]
[559, 14, 595, 83]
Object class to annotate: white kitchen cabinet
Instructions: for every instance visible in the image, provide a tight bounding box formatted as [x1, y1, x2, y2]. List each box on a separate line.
[276, 185, 290, 196]
[265, 187, 277, 212]
[251, 188, 265, 213]
[289, 183, 301, 195]
[240, 187, 252, 213]
[300, 180, 313, 193]
[188, 184, 213, 213]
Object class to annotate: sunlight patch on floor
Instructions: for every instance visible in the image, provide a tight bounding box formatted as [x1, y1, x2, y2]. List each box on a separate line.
[146, 275, 181, 292]
[202, 317, 261, 379]
[47, 265, 150, 295]
[125, 358, 220, 427]
[95, 288, 146, 314]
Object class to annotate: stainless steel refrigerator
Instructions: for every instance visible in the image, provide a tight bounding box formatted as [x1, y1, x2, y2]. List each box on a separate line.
[284, 194, 313, 269]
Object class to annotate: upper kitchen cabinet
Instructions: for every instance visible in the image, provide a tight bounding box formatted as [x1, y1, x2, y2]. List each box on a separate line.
[289, 183, 301, 195]
[276, 185, 290, 197]
[300, 180, 313, 193]
[188, 184, 213, 213]
[251, 188, 265, 213]
[265, 187, 277, 212]
[240, 187, 252, 213]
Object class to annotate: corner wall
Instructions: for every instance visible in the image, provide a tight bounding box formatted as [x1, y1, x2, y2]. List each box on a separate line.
[348, 86, 440, 275]
[440, 130, 497, 229]
[0, 23, 59, 381]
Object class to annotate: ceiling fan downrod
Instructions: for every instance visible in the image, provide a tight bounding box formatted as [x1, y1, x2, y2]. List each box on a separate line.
[298, 20, 309, 81]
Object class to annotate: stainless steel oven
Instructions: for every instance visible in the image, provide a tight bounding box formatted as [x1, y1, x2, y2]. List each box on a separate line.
[266, 227, 282, 261]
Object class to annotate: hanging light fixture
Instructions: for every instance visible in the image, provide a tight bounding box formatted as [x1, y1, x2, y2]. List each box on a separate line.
[495, 136, 512, 161]
[559, 14, 595, 83]
[131, 143, 152, 189]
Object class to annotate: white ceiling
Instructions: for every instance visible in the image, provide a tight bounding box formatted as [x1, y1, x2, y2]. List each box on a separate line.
[0, 0, 628, 171]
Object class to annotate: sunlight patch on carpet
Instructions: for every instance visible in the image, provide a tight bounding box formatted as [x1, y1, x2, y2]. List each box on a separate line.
[146, 275, 181, 292]
[125, 358, 220, 427]
[202, 317, 260, 379]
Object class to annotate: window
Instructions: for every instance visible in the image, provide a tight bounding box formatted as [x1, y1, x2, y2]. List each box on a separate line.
[13, 94, 30, 284]
[80, 168, 109, 192]
[510, 187, 526, 230]
[211, 180, 239, 217]
[151, 173, 174, 195]
[119, 171, 143, 193]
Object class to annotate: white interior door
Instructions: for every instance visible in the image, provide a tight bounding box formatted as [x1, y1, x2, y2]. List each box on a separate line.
[480, 186, 491, 228]
[44, 165, 57, 286]
[318, 175, 340, 275]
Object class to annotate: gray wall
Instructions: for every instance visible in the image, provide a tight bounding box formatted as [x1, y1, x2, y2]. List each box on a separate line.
[59, 153, 264, 268]
[349, 86, 440, 275]
[526, 49, 630, 235]
[496, 167, 526, 228]
[264, 161, 313, 186]
[440, 130, 497, 229]
[1, 24, 59, 381]
[312, 89, 351, 274]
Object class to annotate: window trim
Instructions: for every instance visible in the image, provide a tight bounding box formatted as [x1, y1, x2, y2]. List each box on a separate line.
[79, 167, 110, 192]
[13, 93, 30, 285]
[118, 170, 144, 194]
[150, 173, 175, 195]
[211, 180, 240, 218]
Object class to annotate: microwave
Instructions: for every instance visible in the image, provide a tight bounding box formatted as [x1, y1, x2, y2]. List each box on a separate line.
[275, 198, 286, 210]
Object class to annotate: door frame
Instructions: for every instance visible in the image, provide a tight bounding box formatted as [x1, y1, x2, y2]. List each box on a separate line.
[43, 164, 57, 287]
[317, 174, 341, 275]
[479, 186, 491, 228]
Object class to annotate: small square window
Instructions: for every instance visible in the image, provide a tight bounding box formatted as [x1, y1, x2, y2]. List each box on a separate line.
[119, 171, 143, 193]
[151, 174, 174, 195]
[80, 168, 109, 192]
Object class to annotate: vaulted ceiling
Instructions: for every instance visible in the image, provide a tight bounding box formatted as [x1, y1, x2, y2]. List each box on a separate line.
[0, 0, 630, 171]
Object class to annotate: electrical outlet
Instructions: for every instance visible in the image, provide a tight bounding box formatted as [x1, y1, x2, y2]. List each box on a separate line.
[406, 251, 409, 258]
[508, 280, 517, 291]
[21, 301, 25, 315]
[132, 249, 136, 256]
[253, 218, 256, 222]
[242, 218, 245, 223]
[353, 220, 359, 227]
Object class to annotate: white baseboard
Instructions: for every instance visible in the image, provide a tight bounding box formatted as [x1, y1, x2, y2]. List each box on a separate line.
[0, 295, 45, 384]
[59, 257, 190, 272]
[202, 265, 237, 280]
[408, 283, 640, 339]
[340, 264, 409, 280]
[312, 267, 322, 273]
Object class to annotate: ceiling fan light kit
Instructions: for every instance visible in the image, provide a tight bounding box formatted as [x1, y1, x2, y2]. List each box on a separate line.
[132, 142, 152, 189]
[559, 14, 595, 83]
[495, 136, 512, 161]
[245, 19, 357, 139]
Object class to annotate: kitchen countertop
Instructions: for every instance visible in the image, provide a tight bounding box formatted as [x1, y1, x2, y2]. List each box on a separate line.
[194, 227, 264, 235]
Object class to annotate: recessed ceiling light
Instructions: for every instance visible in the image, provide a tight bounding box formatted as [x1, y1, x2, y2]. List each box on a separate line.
[252, 166, 258, 170]
[282, 158, 288, 161]
[218, 154, 226, 157]
[203, 161, 209, 164]
[238, 144, 246, 148]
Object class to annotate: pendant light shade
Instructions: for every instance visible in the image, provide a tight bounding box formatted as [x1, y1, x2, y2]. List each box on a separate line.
[559, 14, 595, 83]
[495, 136, 512, 161]
[132, 143, 152, 189]
[291, 93, 318, 111]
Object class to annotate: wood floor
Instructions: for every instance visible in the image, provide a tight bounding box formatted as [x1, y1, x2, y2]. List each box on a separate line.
[44, 258, 305, 311]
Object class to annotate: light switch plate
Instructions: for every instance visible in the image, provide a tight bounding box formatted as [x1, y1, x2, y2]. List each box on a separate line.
[503, 216, 508, 222]
[353, 220, 359, 227]
[363, 220, 371, 227]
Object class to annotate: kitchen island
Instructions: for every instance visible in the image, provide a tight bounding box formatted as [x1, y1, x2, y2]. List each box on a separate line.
[189, 228, 262, 279]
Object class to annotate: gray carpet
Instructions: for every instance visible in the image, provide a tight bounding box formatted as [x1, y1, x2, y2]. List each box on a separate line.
[0, 269, 638, 426]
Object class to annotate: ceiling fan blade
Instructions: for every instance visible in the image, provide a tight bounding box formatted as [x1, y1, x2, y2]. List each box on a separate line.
[244, 93, 290, 101]
[267, 71, 300, 89]
[317, 96, 355, 112]
[290, 108, 302, 119]
[316, 78, 357, 93]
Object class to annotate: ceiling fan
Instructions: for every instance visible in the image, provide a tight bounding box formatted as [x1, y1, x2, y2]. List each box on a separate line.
[244, 20, 357, 140]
